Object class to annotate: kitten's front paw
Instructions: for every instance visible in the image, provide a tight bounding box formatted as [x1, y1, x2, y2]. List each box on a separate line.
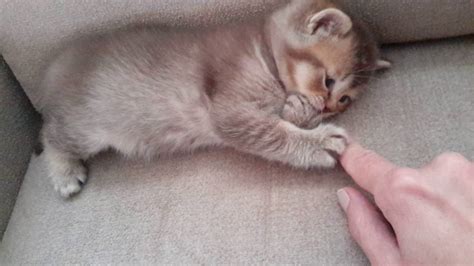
[311, 124, 348, 168]
[282, 94, 323, 129]
[51, 167, 87, 198]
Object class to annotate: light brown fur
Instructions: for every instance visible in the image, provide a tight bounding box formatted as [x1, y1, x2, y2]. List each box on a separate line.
[38, 0, 388, 198]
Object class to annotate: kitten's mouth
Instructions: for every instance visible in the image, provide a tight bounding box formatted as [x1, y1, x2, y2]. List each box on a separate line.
[321, 112, 337, 120]
[321, 107, 338, 119]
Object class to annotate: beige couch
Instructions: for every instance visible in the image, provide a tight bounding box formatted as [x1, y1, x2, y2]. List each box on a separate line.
[1, 0, 473, 264]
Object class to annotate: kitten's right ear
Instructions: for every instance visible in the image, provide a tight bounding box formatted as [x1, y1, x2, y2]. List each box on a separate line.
[306, 8, 352, 37]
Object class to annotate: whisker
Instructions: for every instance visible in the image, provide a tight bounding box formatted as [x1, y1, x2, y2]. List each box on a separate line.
[351, 74, 385, 81]
[349, 67, 379, 75]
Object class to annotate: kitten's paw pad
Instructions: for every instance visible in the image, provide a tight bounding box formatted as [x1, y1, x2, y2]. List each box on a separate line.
[52, 171, 87, 198]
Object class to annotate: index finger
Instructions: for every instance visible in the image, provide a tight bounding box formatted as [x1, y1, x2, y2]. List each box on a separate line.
[341, 143, 397, 193]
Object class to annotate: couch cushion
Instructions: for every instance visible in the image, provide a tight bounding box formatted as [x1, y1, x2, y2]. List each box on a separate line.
[1, 37, 473, 264]
[0, 0, 473, 109]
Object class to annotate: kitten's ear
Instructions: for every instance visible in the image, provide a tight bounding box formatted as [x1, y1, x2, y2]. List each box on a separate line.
[375, 59, 392, 70]
[306, 8, 352, 37]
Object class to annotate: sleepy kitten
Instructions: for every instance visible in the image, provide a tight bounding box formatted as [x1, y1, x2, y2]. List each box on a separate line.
[39, 0, 389, 197]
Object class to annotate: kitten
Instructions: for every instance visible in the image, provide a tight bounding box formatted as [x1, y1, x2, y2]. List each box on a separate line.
[38, 0, 389, 197]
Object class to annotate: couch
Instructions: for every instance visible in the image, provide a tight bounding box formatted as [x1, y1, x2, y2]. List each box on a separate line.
[0, 0, 473, 264]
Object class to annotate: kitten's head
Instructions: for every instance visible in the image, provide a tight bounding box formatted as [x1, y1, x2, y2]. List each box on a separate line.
[272, 0, 390, 115]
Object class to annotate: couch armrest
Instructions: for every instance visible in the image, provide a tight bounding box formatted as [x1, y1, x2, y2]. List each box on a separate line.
[0, 56, 41, 240]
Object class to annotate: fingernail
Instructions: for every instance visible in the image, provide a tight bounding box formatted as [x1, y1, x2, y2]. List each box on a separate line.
[337, 189, 350, 212]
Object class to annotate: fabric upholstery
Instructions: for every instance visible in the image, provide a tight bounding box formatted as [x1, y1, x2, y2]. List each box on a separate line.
[0, 0, 473, 109]
[339, 0, 474, 43]
[0, 57, 41, 239]
[1, 37, 473, 264]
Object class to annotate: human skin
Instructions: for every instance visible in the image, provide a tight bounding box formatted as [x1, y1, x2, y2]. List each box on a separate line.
[338, 143, 474, 265]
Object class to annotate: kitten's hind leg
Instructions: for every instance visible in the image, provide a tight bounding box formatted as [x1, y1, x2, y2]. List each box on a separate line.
[42, 140, 87, 198]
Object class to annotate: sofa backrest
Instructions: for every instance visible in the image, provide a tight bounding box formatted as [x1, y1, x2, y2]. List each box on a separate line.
[0, 0, 474, 109]
[0, 0, 473, 109]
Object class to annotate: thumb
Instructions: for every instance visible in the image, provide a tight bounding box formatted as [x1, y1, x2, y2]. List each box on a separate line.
[337, 187, 401, 265]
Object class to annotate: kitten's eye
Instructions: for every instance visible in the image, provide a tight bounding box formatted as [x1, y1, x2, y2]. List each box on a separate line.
[339, 95, 352, 105]
[325, 77, 335, 89]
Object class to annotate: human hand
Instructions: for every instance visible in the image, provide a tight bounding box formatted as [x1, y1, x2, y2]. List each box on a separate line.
[338, 143, 474, 265]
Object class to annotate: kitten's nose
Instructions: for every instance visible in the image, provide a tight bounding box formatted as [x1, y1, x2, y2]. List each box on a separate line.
[323, 100, 337, 113]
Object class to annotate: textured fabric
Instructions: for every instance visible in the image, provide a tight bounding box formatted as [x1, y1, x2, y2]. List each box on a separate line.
[0, 57, 41, 239]
[0, 0, 473, 109]
[339, 0, 474, 43]
[1, 37, 473, 264]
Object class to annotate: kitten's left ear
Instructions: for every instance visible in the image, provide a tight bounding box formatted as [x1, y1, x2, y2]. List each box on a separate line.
[375, 59, 392, 70]
[306, 8, 352, 37]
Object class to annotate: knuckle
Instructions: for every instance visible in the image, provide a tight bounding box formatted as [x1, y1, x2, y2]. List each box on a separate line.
[434, 152, 467, 166]
[377, 168, 422, 208]
[458, 163, 474, 182]
[469, 163, 474, 175]
[387, 168, 418, 192]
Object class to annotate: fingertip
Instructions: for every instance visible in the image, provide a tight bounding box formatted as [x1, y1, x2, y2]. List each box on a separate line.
[340, 142, 363, 170]
[340, 144, 397, 193]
